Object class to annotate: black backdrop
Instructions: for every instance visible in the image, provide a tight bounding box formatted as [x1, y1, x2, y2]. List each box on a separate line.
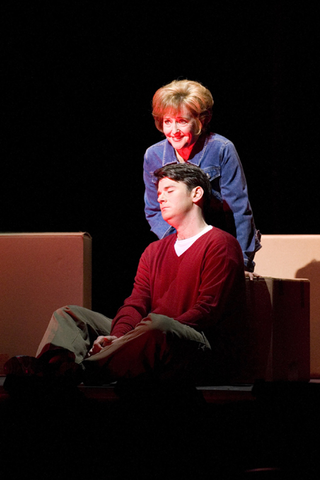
[2, 1, 319, 316]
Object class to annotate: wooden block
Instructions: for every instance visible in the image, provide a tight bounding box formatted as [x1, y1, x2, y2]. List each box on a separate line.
[255, 235, 320, 377]
[242, 277, 310, 383]
[0, 233, 92, 374]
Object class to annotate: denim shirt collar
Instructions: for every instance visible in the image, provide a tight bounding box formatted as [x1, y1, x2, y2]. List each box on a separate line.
[162, 135, 210, 166]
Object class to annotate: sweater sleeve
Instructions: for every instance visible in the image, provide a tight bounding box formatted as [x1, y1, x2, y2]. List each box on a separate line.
[110, 250, 152, 337]
[175, 237, 244, 331]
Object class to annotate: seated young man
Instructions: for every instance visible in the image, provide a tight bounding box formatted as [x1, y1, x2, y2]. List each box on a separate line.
[5, 164, 246, 389]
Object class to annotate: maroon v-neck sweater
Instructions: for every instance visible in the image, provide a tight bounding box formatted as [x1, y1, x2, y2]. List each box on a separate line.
[111, 228, 244, 338]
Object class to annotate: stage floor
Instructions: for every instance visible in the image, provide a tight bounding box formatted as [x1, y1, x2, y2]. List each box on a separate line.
[1, 376, 320, 479]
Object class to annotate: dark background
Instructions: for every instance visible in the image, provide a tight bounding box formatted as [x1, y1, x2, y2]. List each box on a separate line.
[2, 1, 319, 316]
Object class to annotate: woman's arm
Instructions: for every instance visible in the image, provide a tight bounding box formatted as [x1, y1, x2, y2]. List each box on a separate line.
[219, 141, 261, 272]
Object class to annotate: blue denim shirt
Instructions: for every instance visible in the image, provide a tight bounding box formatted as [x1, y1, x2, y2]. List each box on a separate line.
[143, 133, 261, 272]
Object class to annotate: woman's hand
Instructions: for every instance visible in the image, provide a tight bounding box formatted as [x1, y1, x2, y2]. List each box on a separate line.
[245, 271, 260, 281]
[88, 335, 118, 356]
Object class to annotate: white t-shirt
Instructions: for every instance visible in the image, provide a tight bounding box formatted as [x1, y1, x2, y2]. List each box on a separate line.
[174, 225, 213, 257]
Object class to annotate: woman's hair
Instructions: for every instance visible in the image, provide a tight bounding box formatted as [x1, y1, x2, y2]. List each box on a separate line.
[154, 163, 212, 212]
[152, 79, 214, 134]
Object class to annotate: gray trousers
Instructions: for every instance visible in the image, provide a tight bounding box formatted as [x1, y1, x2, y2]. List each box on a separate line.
[36, 306, 212, 384]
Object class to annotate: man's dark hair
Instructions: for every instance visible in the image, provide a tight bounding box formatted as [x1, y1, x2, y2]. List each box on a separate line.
[154, 163, 212, 212]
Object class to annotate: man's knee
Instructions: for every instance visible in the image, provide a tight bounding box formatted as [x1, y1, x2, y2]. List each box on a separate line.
[53, 305, 77, 318]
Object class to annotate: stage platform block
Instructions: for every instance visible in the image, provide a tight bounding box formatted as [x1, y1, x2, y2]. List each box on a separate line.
[255, 235, 320, 378]
[243, 277, 310, 383]
[0, 233, 92, 375]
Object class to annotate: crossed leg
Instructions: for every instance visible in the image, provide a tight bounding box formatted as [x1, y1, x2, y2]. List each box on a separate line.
[36, 306, 212, 384]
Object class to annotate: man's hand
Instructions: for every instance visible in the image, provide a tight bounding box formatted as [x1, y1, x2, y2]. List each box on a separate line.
[88, 335, 118, 356]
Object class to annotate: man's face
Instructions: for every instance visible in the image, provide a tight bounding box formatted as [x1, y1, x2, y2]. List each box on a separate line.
[162, 105, 199, 152]
[157, 177, 194, 225]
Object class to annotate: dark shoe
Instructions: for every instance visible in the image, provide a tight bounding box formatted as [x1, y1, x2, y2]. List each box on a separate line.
[3, 351, 83, 396]
[4, 355, 44, 377]
[3, 355, 47, 396]
[41, 349, 80, 379]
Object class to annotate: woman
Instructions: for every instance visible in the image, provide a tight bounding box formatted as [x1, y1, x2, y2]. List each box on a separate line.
[143, 79, 261, 273]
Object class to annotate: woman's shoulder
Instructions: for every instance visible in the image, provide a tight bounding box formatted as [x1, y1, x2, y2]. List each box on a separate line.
[144, 138, 167, 156]
[204, 133, 239, 161]
[207, 132, 234, 146]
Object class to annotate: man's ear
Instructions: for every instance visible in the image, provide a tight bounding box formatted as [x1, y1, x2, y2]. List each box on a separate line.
[192, 186, 204, 204]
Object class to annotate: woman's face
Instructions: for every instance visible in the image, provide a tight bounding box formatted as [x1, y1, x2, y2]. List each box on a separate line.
[162, 105, 200, 152]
